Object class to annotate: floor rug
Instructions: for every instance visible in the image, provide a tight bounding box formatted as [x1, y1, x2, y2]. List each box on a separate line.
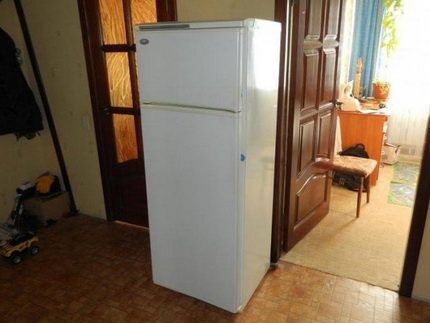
[282, 166, 412, 291]
[388, 162, 420, 207]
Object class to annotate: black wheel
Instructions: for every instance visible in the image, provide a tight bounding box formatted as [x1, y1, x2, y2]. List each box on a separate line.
[11, 252, 22, 264]
[29, 245, 39, 255]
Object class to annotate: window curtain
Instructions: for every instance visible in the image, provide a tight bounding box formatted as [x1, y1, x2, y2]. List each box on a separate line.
[386, 1, 430, 157]
[338, 0, 356, 87]
[349, 0, 385, 97]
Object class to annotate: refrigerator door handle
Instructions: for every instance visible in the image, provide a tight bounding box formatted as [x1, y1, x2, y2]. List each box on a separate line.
[138, 24, 190, 31]
[141, 103, 240, 114]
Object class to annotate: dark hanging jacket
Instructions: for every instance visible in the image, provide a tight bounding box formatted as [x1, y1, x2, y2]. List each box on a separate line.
[0, 27, 43, 137]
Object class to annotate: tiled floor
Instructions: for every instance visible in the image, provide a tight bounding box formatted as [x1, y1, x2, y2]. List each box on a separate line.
[1, 215, 429, 322]
[282, 165, 412, 290]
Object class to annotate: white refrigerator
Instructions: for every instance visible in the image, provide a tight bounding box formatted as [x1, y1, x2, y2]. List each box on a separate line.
[135, 19, 281, 313]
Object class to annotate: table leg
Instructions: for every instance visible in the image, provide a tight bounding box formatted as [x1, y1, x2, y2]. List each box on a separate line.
[366, 176, 370, 203]
[357, 176, 364, 218]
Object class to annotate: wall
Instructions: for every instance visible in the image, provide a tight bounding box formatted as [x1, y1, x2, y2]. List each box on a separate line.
[18, 0, 106, 219]
[18, 0, 277, 220]
[1, 0, 276, 223]
[0, 0, 60, 222]
[413, 207, 430, 302]
[176, 0, 275, 21]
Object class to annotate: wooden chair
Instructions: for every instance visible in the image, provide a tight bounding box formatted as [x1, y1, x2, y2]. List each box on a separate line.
[331, 155, 378, 218]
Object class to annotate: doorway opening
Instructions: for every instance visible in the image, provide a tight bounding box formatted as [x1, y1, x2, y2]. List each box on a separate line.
[278, 0, 430, 292]
[78, 0, 177, 227]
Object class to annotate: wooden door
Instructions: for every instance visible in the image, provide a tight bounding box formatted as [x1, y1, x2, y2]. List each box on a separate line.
[284, 0, 344, 250]
[78, 0, 176, 227]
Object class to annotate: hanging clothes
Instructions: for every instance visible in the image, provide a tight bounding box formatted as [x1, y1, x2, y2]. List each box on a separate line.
[0, 27, 43, 138]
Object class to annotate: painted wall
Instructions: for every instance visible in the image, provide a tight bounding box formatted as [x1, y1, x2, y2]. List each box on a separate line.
[17, 0, 106, 219]
[413, 207, 430, 302]
[0, 0, 60, 222]
[176, 0, 275, 21]
[1, 0, 276, 223]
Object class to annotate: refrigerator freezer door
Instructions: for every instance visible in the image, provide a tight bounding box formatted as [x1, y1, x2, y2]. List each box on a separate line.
[135, 28, 243, 112]
[141, 106, 243, 312]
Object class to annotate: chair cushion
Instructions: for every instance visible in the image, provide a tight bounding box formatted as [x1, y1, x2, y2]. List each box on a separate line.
[332, 155, 377, 177]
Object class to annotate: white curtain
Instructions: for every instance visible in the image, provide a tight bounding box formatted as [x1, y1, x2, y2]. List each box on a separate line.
[338, 0, 356, 87]
[335, 0, 355, 156]
[386, 0, 430, 157]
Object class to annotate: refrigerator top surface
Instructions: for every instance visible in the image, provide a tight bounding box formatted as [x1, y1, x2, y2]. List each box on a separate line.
[135, 18, 280, 31]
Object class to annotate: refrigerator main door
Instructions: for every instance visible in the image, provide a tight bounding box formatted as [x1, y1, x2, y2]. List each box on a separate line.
[141, 105, 243, 312]
[135, 27, 243, 112]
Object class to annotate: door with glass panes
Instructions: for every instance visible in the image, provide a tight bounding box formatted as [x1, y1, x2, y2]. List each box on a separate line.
[78, 0, 177, 226]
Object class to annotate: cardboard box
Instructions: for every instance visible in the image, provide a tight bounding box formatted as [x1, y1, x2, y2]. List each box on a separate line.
[23, 192, 70, 224]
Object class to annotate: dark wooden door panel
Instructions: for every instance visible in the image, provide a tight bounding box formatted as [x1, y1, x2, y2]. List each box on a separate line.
[285, 0, 344, 251]
[306, 1, 323, 38]
[302, 51, 320, 112]
[321, 50, 337, 104]
[78, 0, 176, 227]
[318, 111, 333, 157]
[326, 0, 341, 36]
[296, 174, 328, 224]
[298, 118, 316, 174]
[293, 173, 330, 241]
[115, 173, 148, 226]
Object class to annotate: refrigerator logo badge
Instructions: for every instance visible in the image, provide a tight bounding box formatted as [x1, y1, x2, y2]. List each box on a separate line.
[139, 39, 150, 45]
